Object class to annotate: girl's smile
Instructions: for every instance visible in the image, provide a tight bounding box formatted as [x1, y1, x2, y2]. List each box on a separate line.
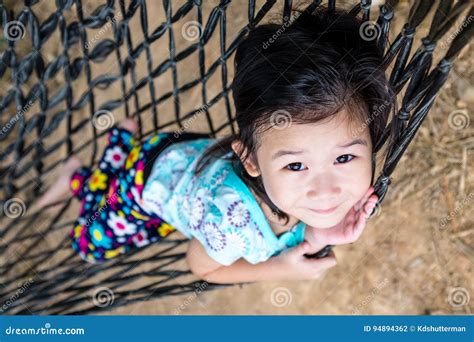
[309, 205, 339, 215]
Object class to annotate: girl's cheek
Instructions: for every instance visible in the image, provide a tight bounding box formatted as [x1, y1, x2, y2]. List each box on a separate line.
[266, 179, 294, 207]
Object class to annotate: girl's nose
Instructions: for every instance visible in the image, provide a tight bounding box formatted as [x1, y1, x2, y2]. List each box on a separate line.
[305, 175, 341, 201]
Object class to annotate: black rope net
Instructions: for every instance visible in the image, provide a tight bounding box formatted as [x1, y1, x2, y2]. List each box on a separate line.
[0, 0, 472, 314]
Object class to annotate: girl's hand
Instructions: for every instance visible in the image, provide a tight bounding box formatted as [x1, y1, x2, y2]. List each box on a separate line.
[304, 186, 379, 253]
[273, 241, 337, 281]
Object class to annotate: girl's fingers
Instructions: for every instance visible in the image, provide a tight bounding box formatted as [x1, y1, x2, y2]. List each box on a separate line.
[352, 208, 368, 240]
[326, 193, 379, 245]
[355, 186, 375, 212]
[352, 197, 378, 240]
[362, 196, 378, 217]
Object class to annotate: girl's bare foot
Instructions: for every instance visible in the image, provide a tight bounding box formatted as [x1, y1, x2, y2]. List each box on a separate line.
[119, 118, 138, 134]
[32, 156, 82, 211]
[32, 118, 137, 212]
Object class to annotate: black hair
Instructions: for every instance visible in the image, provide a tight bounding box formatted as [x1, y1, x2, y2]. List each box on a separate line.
[194, 4, 397, 225]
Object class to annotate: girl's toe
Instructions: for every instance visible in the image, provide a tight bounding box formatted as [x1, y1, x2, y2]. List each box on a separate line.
[118, 118, 138, 134]
[65, 156, 82, 170]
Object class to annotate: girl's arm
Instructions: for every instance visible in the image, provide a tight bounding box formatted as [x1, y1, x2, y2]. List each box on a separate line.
[186, 237, 283, 284]
[186, 237, 336, 284]
[203, 258, 283, 284]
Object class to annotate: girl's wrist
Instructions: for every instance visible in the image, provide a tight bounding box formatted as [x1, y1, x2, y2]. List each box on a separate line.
[305, 226, 328, 249]
[304, 239, 329, 255]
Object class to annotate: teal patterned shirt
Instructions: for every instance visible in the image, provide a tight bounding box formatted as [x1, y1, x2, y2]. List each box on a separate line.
[141, 137, 306, 266]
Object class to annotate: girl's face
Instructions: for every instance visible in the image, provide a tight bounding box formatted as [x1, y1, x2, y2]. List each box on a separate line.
[234, 110, 373, 229]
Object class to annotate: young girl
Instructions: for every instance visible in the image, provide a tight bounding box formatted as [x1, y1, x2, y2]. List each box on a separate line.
[35, 5, 390, 284]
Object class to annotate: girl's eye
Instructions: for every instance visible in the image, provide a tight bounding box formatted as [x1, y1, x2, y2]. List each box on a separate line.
[286, 162, 307, 171]
[336, 154, 355, 164]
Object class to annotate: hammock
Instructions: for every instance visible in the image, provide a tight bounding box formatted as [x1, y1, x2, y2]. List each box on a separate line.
[0, 0, 472, 315]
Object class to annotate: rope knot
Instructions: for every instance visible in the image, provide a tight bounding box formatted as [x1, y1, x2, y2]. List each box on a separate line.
[360, 0, 371, 12]
[380, 175, 392, 186]
[402, 24, 415, 38]
[380, 6, 394, 21]
[439, 58, 452, 73]
[421, 38, 435, 53]
[398, 109, 410, 121]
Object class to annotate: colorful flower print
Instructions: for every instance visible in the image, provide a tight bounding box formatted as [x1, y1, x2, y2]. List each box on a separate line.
[89, 222, 113, 249]
[227, 200, 251, 228]
[125, 146, 141, 170]
[202, 221, 226, 252]
[89, 169, 108, 192]
[104, 146, 127, 169]
[107, 211, 138, 237]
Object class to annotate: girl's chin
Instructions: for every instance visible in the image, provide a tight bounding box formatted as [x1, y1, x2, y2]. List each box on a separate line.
[303, 214, 344, 229]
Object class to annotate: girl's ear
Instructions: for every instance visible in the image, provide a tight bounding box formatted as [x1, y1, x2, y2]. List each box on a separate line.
[231, 140, 260, 177]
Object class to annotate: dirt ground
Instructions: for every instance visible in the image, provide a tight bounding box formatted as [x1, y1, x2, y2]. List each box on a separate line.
[2, 0, 472, 315]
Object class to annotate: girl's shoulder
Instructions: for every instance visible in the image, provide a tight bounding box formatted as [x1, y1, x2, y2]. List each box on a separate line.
[159, 137, 217, 162]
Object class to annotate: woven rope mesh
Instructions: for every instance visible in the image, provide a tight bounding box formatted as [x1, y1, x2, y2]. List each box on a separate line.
[0, 0, 472, 314]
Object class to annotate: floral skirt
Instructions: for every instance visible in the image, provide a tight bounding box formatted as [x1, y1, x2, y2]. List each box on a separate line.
[69, 125, 210, 264]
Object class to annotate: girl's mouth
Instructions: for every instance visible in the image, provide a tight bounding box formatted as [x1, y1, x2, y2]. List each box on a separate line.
[309, 205, 338, 215]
